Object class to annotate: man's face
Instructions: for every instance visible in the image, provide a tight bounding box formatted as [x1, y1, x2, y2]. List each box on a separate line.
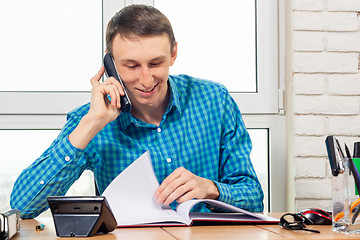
[111, 34, 177, 111]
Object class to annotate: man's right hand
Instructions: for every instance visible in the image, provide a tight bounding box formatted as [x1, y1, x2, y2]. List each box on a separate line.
[88, 66, 125, 125]
[68, 66, 126, 149]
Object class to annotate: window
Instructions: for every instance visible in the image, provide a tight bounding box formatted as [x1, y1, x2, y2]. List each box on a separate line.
[0, 0, 102, 92]
[0, 0, 101, 213]
[0, 130, 95, 214]
[153, 0, 279, 114]
[248, 129, 269, 212]
[155, 0, 256, 92]
[0, 0, 285, 213]
[0, 0, 101, 116]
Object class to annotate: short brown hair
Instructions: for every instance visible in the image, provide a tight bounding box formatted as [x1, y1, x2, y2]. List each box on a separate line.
[106, 4, 176, 54]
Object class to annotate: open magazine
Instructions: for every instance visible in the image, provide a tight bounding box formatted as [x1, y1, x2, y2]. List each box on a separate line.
[102, 151, 279, 227]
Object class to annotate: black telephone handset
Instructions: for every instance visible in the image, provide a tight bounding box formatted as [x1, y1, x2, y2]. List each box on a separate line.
[103, 53, 131, 112]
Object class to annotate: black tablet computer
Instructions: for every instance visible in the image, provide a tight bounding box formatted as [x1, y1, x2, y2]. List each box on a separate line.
[47, 196, 117, 237]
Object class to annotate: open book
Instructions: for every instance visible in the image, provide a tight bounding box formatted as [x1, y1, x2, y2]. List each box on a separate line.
[102, 151, 279, 227]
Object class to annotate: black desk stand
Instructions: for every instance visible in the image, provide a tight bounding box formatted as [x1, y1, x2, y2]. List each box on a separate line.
[47, 196, 117, 237]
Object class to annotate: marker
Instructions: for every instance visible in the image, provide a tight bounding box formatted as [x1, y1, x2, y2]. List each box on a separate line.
[344, 143, 360, 224]
[344, 144, 360, 194]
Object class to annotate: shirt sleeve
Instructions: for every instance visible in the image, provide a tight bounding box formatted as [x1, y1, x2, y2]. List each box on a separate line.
[10, 112, 100, 219]
[213, 89, 264, 212]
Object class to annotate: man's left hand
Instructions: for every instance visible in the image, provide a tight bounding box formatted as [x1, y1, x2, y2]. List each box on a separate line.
[154, 167, 220, 206]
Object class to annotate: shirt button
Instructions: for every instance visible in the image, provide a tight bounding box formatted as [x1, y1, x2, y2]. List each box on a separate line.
[40, 180, 45, 185]
[65, 156, 70, 161]
[157, 128, 162, 133]
[166, 158, 172, 163]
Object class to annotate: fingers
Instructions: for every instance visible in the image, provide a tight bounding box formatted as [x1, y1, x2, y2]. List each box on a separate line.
[101, 80, 123, 108]
[102, 84, 121, 108]
[164, 182, 197, 205]
[91, 66, 125, 109]
[155, 167, 183, 202]
[155, 167, 199, 206]
[90, 66, 105, 86]
[157, 178, 187, 205]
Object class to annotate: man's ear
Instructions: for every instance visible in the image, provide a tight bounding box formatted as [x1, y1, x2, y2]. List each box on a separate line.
[170, 42, 178, 66]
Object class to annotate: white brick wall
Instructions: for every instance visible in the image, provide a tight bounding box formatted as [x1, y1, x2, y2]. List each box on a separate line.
[293, 52, 358, 73]
[328, 32, 360, 52]
[294, 115, 325, 135]
[292, 0, 360, 212]
[293, 0, 324, 11]
[294, 95, 359, 115]
[293, 12, 358, 31]
[327, 0, 360, 11]
[327, 74, 360, 95]
[293, 74, 325, 94]
[293, 31, 325, 51]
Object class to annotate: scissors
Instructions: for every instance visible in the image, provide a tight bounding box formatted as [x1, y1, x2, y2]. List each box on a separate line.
[334, 197, 360, 222]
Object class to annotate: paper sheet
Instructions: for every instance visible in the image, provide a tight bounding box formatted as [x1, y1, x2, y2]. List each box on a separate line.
[102, 151, 186, 226]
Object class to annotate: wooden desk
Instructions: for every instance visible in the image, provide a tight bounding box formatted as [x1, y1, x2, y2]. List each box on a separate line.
[13, 218, 171, 240]
[12, 213, 360, 240]
[257, 213, 360, 240]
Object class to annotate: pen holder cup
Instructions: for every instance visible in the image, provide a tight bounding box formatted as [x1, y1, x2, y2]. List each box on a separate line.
[332, 158, 360, 234]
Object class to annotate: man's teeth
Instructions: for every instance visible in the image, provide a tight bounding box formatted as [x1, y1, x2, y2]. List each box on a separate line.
[141, 87, 154, 92]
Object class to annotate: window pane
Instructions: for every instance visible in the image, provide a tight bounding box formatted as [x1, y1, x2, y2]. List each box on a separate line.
[0, 0, 102, 91]
[0, 130, 94, 213]
[248, 129, 269, 212]
[154, 0, 256, 92]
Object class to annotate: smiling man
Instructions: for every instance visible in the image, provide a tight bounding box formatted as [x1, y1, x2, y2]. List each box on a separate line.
[10, 4, 264, 218]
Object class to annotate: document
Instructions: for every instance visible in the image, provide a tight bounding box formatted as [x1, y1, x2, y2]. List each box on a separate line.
[102, 151, 279, 227]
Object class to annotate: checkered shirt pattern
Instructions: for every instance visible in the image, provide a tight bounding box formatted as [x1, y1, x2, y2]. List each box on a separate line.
[10, 74, 264, 218]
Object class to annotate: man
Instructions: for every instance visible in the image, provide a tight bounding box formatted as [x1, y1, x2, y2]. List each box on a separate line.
[11, 4, 263, 218]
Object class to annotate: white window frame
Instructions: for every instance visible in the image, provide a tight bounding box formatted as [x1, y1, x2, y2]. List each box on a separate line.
[0, 0, 280, 120]
[0, 0, 286, 212]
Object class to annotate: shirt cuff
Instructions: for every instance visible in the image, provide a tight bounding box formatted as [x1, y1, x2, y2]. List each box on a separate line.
[212, 180, 233, 204]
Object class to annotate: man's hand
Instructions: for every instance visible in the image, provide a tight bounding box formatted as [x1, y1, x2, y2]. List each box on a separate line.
[69, 66, 126, 149]
[88, 66, 125, 125]
[154, 167, 220, 206]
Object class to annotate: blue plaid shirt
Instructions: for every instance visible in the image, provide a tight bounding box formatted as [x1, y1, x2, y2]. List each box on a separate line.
[11, 75, 264, 218]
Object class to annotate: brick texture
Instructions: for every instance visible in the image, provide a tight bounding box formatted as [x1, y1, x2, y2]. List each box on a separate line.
[327, 0, 360, 11]
[294, 115, 325, 136]
[293, 74, 325, 95]
[293, 12, 358, 31]
[293, 0, 324, 11]
[293, 31, 325, 52]
[328, 32, 360, 52]
[292, 0, 360, 211]
[293, 52, 359, 73]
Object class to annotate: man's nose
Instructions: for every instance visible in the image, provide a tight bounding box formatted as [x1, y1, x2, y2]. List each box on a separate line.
[139, 66, 153, 88]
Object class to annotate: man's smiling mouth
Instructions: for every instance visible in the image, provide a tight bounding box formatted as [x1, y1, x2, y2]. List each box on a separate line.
[138, 82, 159, 93]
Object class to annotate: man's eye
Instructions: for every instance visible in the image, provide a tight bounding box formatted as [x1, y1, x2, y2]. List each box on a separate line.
[150, 62, 162, 67]
[127, 65, 138, 69]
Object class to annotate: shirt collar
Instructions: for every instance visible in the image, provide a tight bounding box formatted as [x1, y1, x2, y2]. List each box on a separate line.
[117, 76, 182, 131]
[167, 76, 182, 115]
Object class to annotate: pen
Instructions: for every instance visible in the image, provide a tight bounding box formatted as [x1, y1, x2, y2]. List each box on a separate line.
[325, 136, 341, 176]
[35, 224, 45, 231]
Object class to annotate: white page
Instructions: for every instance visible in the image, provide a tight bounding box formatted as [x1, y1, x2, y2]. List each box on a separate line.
[189, 212, 279, 222]
[176, 199, 279, 223]
[102, 151, 187, 226]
